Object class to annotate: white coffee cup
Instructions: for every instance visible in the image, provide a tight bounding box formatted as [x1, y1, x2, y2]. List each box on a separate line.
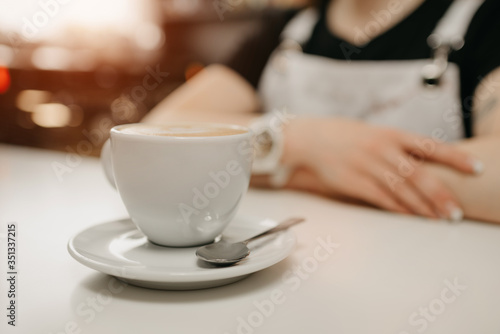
[101, 122, 253, 247]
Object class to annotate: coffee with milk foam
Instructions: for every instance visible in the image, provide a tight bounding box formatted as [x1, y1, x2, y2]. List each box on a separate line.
[118, 124, 247, 137]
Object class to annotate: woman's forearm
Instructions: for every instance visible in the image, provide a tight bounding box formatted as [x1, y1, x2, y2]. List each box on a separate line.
[142, 64, 260, 125]
[424, 136, 500, 223]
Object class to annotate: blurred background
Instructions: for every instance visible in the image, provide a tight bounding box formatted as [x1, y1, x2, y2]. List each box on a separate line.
[0, 0, 308, 155]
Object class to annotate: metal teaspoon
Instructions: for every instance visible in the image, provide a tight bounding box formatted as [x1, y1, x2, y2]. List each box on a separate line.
[196, 217, 305, 266]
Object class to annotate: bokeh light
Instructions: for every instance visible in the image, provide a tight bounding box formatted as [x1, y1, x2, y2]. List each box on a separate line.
[16, 90, 52, 112]
[32, 46, 72, 70]
[0, 45, 14, 67]
[134, 23, 164, 51]
[0, 66, 10, 94]
[31, 103, 71, 128]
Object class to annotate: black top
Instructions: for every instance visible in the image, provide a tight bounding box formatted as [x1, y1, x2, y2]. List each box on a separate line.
[227, 0, 500, 137]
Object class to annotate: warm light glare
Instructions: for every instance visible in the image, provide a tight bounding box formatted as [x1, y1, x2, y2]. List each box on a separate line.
[0, 45, 14, 66]
[0, 66, 10, 94]
[60, 0, 141, 30]
[32, 46, 72, 70]
[16, 90, 52, 112]
[0, 0, 158, 43]
[32, 103, 71, 128]
[134, 23, 164, 50]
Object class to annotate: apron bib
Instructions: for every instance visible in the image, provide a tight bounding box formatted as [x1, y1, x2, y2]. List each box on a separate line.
[258, 0, 484, 142]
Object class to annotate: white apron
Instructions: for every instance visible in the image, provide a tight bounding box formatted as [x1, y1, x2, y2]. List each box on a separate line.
[258, 0, 484, 142]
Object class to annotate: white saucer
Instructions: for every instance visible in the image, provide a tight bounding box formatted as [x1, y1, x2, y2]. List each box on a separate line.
[68, 216, 296, 290]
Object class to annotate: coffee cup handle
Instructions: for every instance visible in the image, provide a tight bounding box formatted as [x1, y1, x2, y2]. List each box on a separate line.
[101, 139, 116, 189]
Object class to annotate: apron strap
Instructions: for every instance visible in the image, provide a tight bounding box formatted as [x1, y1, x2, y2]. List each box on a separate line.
[423, 0, 485, 86]
[280, 8, 319, 47]
[429, 0, 485, 49]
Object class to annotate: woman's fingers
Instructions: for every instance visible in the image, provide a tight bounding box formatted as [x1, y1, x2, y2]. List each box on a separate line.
[377, 144, 463, 220]
[319, 157, 416, 216]
[289, 166, 412, 215]
[406, 168, 463, 221]
[288, 120, 473, 220]
[391, 181, 440, 218]
[356, 154, 439, 218]
[428, 142, 482, 174]
[336, 173, 412, 215]
[399, 132, 482, 175]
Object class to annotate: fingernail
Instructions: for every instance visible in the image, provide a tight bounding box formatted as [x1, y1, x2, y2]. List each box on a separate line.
[470, 158, 484, 175]
[446, 201, 463, 222]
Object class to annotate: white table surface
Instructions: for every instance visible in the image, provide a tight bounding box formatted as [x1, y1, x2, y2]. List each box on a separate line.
[1, 143, 500, 334]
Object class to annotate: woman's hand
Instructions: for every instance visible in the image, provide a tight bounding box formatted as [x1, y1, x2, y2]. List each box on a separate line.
[282, 117, 482, 220]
